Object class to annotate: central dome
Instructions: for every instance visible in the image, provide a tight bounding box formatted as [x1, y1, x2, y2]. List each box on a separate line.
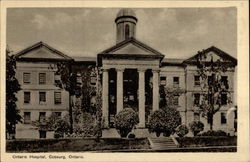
[115, 8, 137, 23]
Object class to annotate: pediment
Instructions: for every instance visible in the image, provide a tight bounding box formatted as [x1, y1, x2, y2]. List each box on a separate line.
[111, 43, 153, 55]
[184, 46, 237, 65]
[16, 42, 72, 60]
[99, 37, 164, 56]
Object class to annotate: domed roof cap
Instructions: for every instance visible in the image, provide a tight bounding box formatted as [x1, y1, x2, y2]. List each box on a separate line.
[115, 8, 137, 22]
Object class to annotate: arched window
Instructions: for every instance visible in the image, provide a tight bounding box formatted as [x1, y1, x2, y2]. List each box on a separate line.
[125, 24, 130, 39]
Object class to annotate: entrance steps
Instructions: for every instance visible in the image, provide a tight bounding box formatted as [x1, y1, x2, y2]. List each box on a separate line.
[148, 137, 177, 150]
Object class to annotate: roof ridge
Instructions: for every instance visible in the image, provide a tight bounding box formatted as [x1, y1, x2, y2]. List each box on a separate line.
[15, 41, 72, 60]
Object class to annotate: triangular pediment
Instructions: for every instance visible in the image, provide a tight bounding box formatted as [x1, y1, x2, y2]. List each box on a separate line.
[15, 42, 72, 60]
[184, 46, 237, 65]
[111, 43, 153, 55]
[99, 37, 164, 56]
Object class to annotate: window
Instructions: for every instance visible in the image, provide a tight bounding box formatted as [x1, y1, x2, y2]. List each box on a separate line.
[194, 112, 200, 121]
[221, 76, 228, 88]
[221, 112, 227, 124]
[39, 130, 46, 138]
[39, 73, 46, 84]
[173, 77, 179, 88]
[24, 92, 30, 103]
[23, 73, 30, 84]
[90, 76, 96, 85]
[207, 76, 212, 85]
[173, 95, 179, 106]
[54, 92, 61, 104]
[194, 93, 200, 106]
[39, 112, 46, 121]
[39, 92, 46, 104]
[160, 77, 166, 86]
[54, 74, 61, 85]
[24, 112, 31, 124]
[194, 75, 200, 86]
[221, 92, 227, 105]
[125, 24, 130, 39]
[52, 112, 62, 119]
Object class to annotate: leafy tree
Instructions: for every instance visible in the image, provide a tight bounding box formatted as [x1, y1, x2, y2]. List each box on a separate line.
[54, 61, 96, 134]
[148, 108, 181, 137]
[114, 108, 139, 137]
[54, 60, 77, 134]
[159, 85, 185, 109]
[93, 67, 103, 141]
[6, 48, 21, 139]
[196, 50, 234, 130]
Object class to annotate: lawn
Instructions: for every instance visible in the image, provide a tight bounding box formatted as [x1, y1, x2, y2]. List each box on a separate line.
[6, 137, 150, 152]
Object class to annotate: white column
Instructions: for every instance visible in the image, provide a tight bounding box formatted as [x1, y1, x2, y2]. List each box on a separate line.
[152, 69, 160, 111]
[138, 69, 146, 128]
[102, 68, 109, 128]
[116, 68, 124, 114]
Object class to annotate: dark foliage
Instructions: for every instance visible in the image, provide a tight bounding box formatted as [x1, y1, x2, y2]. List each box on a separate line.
[114, 108, 139, 138]
[6, 50, 21, 139]
[197, 130, 227, 136]
[148, 108, 181, 137]
[189, 121, 204, 136]
[128, 133, 136, 138]
[175, 124, 189, 137]
[6, 138, 150, 152]
[176, 136, 236, 148]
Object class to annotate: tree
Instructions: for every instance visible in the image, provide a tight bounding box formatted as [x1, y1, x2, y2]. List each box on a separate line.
[6, 48, 21, 139]
[159, 85, 185, 109]
[196, 50, 233, 130]
[54, 61, 97, 134]
[54, 60, 77, 134]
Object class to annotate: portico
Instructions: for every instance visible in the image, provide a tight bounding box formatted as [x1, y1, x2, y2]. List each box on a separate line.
[98, 8, 164, 128]
[101, 64, 161, 128]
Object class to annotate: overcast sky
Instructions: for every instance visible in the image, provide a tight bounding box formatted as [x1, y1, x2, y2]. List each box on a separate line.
[7, 7, 236, 59]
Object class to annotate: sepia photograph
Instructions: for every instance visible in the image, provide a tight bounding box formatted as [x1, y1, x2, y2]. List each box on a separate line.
[1, 1, 249, 162]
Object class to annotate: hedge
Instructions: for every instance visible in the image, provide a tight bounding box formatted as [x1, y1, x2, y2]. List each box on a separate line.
[176, 136, 237, 148]
[6, 138, 150, 152]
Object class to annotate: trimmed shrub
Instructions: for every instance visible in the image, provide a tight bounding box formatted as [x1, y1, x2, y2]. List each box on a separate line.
[53, 118, 70, 138]
[114, 108, 139, 138]
[148, 108, 181, 137]
[128, 133, 136, 138]
[189, 121, 204, 136]
[176, 124, 189, 137]
[198, 130, 227, 136]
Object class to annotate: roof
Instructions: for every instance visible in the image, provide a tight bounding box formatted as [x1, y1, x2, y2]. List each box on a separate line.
[99, 37, 164, 56]
[184, 46, 237, 65]
[15, 41, 73, 60]
[115, 8, 137, 22]
[73, 56, 96, 62]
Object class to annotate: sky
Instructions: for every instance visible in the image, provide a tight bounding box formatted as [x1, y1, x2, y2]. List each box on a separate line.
[7, 7, 237, 59]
